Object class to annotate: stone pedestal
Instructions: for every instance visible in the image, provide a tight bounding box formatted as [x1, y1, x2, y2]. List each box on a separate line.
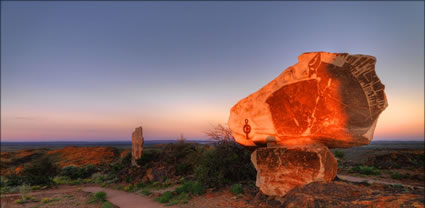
[251, 144, 337, 196]
[131, 126, 144, 166]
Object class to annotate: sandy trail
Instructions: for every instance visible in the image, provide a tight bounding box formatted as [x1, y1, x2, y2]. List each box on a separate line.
[83, 186, 165, 208]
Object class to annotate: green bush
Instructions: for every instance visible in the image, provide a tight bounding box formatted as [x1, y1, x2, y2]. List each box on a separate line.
[140, 187, 152, 196]
[168, 192, 190, 206]
[349, 166, 381, 175]
[136, 150, 158, 167]
[5, 174, 22, 186]
[175, 181, 205, 196]
[59, 165, 97, 179]
[41, 197, 59, 204]
[391, 172, 410, 180]
[195, 141, 256, 188]
[95, 191, 107, 202]
[15, 199, 25, 204]
[230, 184, 243, 195]
[334, 150, 345, 159]
[102, 201, 114, 208]
[19, 157, 59, 185]
[155, 191, 173, 203]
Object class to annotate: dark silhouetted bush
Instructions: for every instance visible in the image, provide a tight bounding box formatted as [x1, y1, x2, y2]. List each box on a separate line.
[19, 157, 59, 185]
[195, 141, 256, 188]
[334, 150, 345, 159]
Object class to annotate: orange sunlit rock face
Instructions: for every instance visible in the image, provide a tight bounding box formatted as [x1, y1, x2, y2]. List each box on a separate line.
[251, 144, 337, 197]
[229, 52, 388, 148]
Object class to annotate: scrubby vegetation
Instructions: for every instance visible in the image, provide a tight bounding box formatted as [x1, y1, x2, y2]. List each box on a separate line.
[349, 165, 381, 175]
[334, 150, 345, 159]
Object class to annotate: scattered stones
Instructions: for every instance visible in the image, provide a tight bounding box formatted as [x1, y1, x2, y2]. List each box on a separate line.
[131, 126, 144, 166]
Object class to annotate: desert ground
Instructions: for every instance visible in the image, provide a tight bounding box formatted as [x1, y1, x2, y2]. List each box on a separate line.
[1, 141, 424, 208]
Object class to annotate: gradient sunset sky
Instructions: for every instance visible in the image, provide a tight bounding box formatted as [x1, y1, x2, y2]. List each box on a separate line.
[1, 1, 424, 141]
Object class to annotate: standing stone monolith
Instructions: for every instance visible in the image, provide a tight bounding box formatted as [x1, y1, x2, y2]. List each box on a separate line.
[228, 52, 388, 196]
[131, 126, 144, 166]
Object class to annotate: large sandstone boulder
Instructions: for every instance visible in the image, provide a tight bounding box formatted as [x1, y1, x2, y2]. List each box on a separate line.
[229, 52, 388, 148]
[251, 144, 337, 196]
[131, 126, 144, 166]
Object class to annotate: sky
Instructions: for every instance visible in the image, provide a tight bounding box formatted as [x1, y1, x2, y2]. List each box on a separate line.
[1, 1, 424, 141]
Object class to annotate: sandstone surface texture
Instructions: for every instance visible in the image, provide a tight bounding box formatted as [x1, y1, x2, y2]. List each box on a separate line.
[229, 52, 388, 148]
[131, 126, 144, 166]
[251, 144, 337, 196]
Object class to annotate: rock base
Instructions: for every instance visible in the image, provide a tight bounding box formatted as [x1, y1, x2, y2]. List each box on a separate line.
[251, 144, 337, 196]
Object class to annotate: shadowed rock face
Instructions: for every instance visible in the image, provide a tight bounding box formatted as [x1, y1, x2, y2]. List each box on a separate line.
[251, 144, 337, 196]
[229, 52, 387, 148]
[131, 127, 144, 166]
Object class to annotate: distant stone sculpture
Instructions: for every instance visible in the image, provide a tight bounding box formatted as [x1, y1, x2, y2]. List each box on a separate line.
[228, 52, 388, 196]
[131, 126, 144, 166]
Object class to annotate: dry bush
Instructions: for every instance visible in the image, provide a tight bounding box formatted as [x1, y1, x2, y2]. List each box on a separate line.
[204, 124, 235, 142]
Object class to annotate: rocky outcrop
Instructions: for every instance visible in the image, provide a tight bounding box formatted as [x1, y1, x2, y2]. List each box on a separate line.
[280, 181, 424, 208]
[229, 52, 387, 148]
[251, 144, 337, 196]
[228, 52, 388, 196]
[131, 126, 144, 166]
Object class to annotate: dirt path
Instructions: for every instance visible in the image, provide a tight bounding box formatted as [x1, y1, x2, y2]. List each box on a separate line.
[337, 174, 425, 189]
[83, 186, 165, 208]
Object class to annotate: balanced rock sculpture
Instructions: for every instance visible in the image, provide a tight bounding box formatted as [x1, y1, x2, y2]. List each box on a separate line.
[228, 52, 387, 196]
[131, 126, 144, 166]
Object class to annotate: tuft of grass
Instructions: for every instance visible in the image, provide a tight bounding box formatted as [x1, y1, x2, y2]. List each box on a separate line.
[334, 150, 345, 159]
[95, 191, 107, 201]
[41, 197, 59, 204]
[230, 184, 243, 195]
[391, 172, 410, 180]
[155, 191, 173, 203]
[102, 201, 114, 208]
[88, 191, 107, 204]
[349, 166, 381, 175]
[175, 181, 204, 196]
[140, 188, 152, 196]
[18, 184, 32, 200]
[15, 199, 26, 204]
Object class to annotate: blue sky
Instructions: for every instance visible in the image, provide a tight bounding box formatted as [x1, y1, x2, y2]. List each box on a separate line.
[1, 1, 424, 141]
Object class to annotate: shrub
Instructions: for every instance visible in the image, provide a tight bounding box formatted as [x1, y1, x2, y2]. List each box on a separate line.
[195, 141, 256, 188]
[53, 176, 71, 185]
[175, 181, 205, 196]
[102, 201, 114, 208]
[230, 184, 243, 195]
[95, 191, 107, 202]
[5, 174, 22, 186]
[18, 184, 32, 200]
[19, 157, 58, 185]
[59, 165, 97, 179]
[136, 150, 158, 167]
[155, 191, 173, 203]
[391, 172, 410, 180]
[60, 166, 81, 179]
[349, 166, 381, 175]
[140, 187, 152, 196]
[15, 199, 25, 204]
[42, 197, 58, 203]
[334, 150, 345, 159]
